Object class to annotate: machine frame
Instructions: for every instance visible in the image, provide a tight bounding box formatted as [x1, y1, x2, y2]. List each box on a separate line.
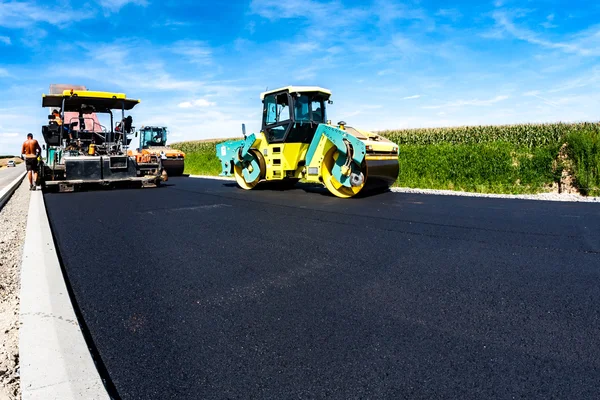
[216, 86, 399, 198]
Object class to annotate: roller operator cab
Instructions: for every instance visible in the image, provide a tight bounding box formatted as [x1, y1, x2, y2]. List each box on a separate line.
[39, 86, 166, 192]
[216, 86, 399, 198]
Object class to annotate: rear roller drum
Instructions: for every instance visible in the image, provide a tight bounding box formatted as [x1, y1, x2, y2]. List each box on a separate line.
[165, 164, 185, 176]
[233, 149, 265, 190]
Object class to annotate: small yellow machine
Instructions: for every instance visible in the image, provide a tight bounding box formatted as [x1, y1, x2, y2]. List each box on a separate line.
[216, 86, 399, 198]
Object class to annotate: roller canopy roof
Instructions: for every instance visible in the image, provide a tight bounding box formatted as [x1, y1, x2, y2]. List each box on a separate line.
[42, 90, 140, 112]
[260, 86, 332, 100]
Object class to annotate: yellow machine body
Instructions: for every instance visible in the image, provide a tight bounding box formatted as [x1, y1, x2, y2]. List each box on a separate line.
[216, 86, 399, 198]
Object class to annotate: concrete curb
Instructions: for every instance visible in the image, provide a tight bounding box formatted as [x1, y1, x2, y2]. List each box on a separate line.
[0, 170, 26, 211]
[19, 191, 110, 400]
[188, 174, 234, 181]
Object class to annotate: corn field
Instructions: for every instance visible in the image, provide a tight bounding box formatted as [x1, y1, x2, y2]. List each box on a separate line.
[378, 122, 600, 148]
[171, 138, 241, 154]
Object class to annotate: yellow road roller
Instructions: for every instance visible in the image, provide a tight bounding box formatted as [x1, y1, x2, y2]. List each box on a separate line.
[216, 86, 399, 198]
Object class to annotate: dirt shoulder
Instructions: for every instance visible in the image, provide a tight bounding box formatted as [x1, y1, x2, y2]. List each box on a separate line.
[0, 179, 30, 399]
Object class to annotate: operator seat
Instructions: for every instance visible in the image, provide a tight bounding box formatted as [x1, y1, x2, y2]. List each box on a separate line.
[123, 116, 133, 133]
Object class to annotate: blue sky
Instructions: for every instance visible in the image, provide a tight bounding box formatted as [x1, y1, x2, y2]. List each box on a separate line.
[1, 0, 599, 155]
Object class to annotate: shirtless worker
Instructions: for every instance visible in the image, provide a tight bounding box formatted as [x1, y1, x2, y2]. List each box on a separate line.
[21, 133, 42, 191]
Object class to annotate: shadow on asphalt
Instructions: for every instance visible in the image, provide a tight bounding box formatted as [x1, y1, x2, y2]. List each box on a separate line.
[220, 181, 391, 199]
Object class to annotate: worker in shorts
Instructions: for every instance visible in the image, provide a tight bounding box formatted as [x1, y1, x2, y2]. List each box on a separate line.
[21, 133, 42, 190]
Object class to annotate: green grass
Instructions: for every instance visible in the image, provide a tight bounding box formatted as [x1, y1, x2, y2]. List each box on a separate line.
[172, 122, 600, 196]
[565, 128, 600, 196]
[173, 141, 224, 176]
[396, 142, 561, 194]
[183, 152, 223, 176]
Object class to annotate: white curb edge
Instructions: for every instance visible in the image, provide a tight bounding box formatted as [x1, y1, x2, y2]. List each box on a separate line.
[19, 191, 110, 400]
[188, 174, 234, 181]
[0, 170, 26, 211]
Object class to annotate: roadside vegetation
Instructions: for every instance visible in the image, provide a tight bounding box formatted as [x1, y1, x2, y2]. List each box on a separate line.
[173, 140, 230, 176]
[171, 122, 600, 196]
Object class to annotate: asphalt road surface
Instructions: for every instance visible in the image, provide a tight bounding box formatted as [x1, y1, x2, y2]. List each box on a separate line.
[44, 177, 600, 399]
[0, 164, 25, 190]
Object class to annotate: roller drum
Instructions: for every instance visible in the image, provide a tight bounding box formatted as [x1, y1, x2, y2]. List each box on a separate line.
[363, 157, 399, 192]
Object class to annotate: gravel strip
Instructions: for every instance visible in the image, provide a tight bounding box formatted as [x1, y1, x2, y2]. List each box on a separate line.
[189, 175, 600, 203]
[389, 186, 600, 202]
[0, 179, 30, 400]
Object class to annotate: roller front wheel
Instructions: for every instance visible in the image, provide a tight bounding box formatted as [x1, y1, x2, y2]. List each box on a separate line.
[233, 149, 265, 190]
[321, 147, 365, 198]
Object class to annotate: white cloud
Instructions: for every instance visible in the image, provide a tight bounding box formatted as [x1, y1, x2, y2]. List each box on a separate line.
[402, 95, 421, 100]
[0, 68, 10, 77]
[423, 95, 509, 109]
[436, 9, 462, 21]
[540, 13, 557, 29]
[250, 0, 337, 21]
[294, 66, 319, 80]
[0, 1, 94, 28]
[56, 41, 215, 93]
[178, 99, 216, 108]
[0, 36, 10, 45]
[97, 0, 148, 12]
[492, 11, 600, 56]
[377, 69, 394, 76]
[0, 132, 19, 137]
[391, 35, 425, 56]
[373, 0, 430, 25]
[171, 40, 212, 65]
[528, 94, 559, 108]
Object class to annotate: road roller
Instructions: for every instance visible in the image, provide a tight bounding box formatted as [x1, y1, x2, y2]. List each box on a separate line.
[216, 86, 399, 198]
[130, 126, 186, 176]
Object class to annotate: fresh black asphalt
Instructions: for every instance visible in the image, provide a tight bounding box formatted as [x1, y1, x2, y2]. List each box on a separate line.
[44, 177, 600, 399]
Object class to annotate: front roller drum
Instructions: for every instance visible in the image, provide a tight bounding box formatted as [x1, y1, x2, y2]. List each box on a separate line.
[162, 159, 185, 176]
[233, 149, 266, 190]
[321, 147, 399, 198]
[321, 147, 366, 198]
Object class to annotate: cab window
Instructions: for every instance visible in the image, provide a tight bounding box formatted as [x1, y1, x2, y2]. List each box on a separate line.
[263, 93, 291, 142]
[311, 100, 324, 122]
[264, 94, 290, 125]
[294, 95, 310, 122]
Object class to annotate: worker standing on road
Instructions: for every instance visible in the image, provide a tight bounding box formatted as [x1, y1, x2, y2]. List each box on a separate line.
[21, 133, 42, 191]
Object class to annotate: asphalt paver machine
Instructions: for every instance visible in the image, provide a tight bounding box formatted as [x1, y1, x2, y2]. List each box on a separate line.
[216, 86, 399, 198]
[40, 86, 166, 192]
